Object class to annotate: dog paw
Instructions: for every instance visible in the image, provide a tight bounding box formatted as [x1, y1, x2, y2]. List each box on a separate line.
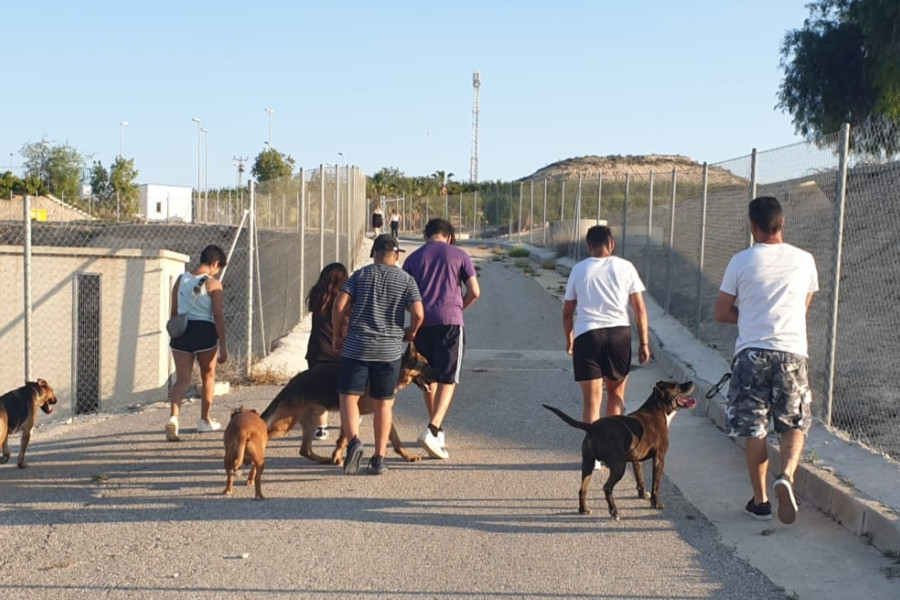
[0, 455, 9, 464]
[579, 507, 592, 515]
[405, 455, 422, 463]
[17, 462, 27, 469]
[223, 489, 234, 495]
[253, 494, 265, 501]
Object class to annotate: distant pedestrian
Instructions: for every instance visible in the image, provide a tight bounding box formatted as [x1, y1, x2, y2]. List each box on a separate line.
[714, 196, 818, 525]
[390, 208, 401, 238]
[332, 234, 424, 475]
[166, 244, 229, 441]
[563, 225, 650, 429]
[372, 204, 384, 236]
[402, 218, 481, 459]
[305, 262, 349, 441]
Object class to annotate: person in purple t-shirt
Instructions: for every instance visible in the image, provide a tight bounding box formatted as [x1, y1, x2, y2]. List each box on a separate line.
[402, 219, 481, 459]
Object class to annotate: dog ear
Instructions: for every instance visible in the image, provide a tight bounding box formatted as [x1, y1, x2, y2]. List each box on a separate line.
[36, 378, 48, 387]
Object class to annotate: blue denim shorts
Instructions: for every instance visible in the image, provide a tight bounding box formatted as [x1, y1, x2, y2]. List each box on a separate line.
[338, 356, 402, 400]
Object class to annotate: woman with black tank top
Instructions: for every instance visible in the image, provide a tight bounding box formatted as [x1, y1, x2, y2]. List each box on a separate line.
[305, 263, 349, 440]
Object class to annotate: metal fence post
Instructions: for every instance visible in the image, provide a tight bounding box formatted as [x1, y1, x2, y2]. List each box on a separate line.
[665, 168, 677, 313]
[749, 148, 757, 247]
[246, 181, 256, 377]
[825, 123, 851, 427]
[23, 194, 32, 381]
[517, 181, 523, 243]
[346, 167, 352, 268]
[646, 171, 654, 282]
[300, 169, 306, 320]
[529, 181, 534, 245]
[319, 164, 325, 273]
[334, 164, 340, 264]
[597, 170, 602, 223]
[695, 163, 709, 338]
[542, 178, 548, 246]
[473, 191, 478, 238]
[458, 193, 463, 235]
[622, 172, 630, 259]
[575, 176, 583, 261]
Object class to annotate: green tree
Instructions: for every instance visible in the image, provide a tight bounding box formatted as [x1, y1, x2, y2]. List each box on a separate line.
[0, 171, 24, 198]
[251, 146, 295, 182]
[89, 161, 112, 204]
[20, 138, 86, 198]
[778, 0, 900, 153]
[110, 156, 139, 216]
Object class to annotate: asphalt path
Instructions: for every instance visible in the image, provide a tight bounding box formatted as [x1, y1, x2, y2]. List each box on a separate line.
[0, 242, 890, 599]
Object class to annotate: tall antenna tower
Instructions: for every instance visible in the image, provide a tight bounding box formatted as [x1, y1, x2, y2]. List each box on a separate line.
[469, 71, 481, 184]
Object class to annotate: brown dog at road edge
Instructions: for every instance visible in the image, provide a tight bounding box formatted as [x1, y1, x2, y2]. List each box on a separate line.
[544, 380, 696, 521]
[0, 379, 58, 469]
[223, 408, 268, 500]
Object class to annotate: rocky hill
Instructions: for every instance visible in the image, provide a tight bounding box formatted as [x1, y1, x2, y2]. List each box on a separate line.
[521, 154, 747, 186]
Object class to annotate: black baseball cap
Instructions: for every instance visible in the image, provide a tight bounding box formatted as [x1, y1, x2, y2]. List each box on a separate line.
[370, 234, 405, 257]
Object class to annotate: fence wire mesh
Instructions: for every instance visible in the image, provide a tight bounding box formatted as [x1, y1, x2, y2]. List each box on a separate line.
[2, 165, 366, 415]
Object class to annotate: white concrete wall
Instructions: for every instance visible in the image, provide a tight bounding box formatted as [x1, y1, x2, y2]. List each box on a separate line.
[139, 184, 193, 223]
[0, 246, 189, 415]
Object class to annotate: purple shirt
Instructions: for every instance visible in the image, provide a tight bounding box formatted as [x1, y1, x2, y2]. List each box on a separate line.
[402, 241, 477, 326]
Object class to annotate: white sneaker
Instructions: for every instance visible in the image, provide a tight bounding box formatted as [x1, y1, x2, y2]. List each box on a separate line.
[197, 419, 222, 433]
[437, 430, 446, 450]
[594, 460, 604, 471]
[418, 429, 449, 459]
[165, 416, 180, 441]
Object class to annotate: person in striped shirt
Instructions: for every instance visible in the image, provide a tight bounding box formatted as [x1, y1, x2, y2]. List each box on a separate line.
[331, 234, 424, 475]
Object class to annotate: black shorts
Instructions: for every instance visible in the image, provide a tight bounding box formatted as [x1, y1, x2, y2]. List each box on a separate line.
[169, 320, 218, 355]
[415, 325, 464, 384]
[572, 326, 632, 382]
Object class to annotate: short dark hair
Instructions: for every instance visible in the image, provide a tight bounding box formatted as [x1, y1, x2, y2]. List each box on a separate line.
[585, 225, 613, 249]
[424, 218, 454, 239]
[199, 244, 227, 267]
[748, 196, 783, 234]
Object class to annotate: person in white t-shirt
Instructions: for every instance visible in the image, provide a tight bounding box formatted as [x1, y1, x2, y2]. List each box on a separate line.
[714, 196, 819, 525]
[563, 225, 650, 429]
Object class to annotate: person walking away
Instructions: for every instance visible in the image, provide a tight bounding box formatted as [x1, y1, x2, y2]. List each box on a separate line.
[713, 196, 818, 524]
[562, 225, 650, 440]
[166, 244, 229, 441]
[305, 262, 349, 440]
[331, 234, 424, 475]
[402, 219, 481, 459]
[372, 204, 385, 236]
[390, 208, 401, 238]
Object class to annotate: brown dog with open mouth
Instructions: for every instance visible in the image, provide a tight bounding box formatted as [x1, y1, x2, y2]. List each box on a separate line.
[262, 342, 437, 466]
[0, 379, 58, 468]
[223, 408, 268, 500]
[544, 380, 696, 520]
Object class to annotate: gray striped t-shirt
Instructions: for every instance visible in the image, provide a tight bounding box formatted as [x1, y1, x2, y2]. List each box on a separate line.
[340, 263, 422, 361]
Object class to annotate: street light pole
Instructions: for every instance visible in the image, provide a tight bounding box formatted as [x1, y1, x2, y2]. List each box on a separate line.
[264, 107, 274, 146]
[201, 127, 209, 222]
[191, 117, 201, 221]
[119, 121, 128, 157]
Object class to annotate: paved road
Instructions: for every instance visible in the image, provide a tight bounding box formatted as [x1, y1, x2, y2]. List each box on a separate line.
[0, 242, 895, 599]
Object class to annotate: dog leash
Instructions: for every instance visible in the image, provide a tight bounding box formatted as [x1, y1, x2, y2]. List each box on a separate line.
[706, 373, 731, 399]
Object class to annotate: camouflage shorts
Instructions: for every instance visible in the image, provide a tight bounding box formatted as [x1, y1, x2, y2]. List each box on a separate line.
[725, 348, 812, 438]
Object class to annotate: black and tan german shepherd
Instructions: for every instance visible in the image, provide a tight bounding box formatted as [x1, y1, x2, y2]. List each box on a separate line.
[261, 342, 437, 465]
[0, 379, 58, 468]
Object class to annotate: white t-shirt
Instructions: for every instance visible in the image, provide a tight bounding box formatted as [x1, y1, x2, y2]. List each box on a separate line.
[565, 256, 646, 338]
[720, 242, 819, 357]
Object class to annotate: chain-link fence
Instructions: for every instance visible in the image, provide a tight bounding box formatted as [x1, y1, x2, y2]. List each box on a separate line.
[1, 165, 366, 415]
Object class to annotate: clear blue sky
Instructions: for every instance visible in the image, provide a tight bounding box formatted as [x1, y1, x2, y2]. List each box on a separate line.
[3, 0, 812, 189]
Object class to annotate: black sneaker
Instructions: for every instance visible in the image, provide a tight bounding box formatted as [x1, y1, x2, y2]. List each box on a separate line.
[744, 498, 773, 521]
[367, 454, 388, 475]
[343, 437, 364, 475]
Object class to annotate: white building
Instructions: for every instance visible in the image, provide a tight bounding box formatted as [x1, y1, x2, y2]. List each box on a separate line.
[138, 184, 193, 222]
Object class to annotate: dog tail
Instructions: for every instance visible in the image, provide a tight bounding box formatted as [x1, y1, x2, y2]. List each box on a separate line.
[542, 404, 591, 431]
[225, 438, 246, 472]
